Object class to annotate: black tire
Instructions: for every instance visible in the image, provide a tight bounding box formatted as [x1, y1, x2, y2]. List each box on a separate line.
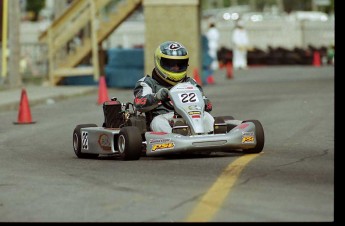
[117, 126, 142, 160]
[242, 120, 265, 154]
[73, 124, 99, 159]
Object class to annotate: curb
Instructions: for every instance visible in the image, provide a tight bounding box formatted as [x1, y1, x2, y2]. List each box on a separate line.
[0, 87, 97, 113]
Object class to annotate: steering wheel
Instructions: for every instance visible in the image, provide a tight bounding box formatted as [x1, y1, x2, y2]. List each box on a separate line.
[161, 98, 174, 110]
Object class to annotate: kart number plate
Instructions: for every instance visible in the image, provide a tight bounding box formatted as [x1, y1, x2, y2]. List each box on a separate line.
[178, 92, 199, 103]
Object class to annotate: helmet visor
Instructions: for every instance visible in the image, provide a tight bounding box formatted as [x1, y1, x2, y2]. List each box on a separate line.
[160, 58, 189, 73]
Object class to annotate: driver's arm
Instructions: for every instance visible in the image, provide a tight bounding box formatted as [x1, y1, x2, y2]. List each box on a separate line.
[203, 97, 213, 112]
[133, 79, 160, 113]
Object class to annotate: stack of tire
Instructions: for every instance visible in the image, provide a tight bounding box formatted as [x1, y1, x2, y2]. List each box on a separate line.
[105, 48, 144, 88]
[60, 65, 98, 86]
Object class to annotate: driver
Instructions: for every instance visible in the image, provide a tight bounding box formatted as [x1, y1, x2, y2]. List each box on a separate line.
[133, 41, 214, 133]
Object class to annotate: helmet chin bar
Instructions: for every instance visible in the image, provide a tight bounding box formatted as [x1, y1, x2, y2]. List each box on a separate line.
[154, 68, 179, 86]
[155, 64, 187, 85]
[167, 74, 185, 84]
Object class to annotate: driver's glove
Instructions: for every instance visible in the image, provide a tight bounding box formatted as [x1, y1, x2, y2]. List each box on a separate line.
[204, 98, 213, 112]
[154, 88, 169, 101]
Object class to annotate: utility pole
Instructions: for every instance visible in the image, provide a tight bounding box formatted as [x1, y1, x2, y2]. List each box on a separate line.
[8, 0, 21, 88]
[1, 0, 7, 85]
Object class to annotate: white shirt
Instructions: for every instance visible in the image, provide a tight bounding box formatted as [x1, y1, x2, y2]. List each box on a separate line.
[232, 28, 249, 47]
[206, 27, 220, 51]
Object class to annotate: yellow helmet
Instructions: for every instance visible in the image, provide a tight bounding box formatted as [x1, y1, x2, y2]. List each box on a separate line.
[154, 41, 189, 85]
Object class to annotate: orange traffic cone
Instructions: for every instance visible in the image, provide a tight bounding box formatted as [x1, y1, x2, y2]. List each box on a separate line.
[226, 62, 233, 79]
[313, 51, 321, 67]
[97, 76, 109, 105]
[13, 88, 36, 124]
[193, 68, 202, 86]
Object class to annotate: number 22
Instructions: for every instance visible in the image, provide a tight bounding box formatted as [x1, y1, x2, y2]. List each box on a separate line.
[181, 93, 197, 103]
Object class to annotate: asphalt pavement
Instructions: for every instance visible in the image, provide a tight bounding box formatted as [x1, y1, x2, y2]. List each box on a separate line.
[0, 84, 98, 112]
[0, 65, 334, 113]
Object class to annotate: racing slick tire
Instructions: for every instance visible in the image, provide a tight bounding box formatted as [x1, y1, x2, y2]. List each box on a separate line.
[73, 124, 99, 159]
[242, 120, 265, 154]
[117, 126, 142, 161]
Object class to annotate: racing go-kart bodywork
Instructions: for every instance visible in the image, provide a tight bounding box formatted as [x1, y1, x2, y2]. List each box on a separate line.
[73, 82, 265, 160]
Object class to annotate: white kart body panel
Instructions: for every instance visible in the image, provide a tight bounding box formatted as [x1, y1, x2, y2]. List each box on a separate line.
[169, 83, 206, 134]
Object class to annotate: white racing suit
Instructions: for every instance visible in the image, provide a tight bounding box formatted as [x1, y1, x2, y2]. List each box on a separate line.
[232, 27, 250, 69]
[133, 69, 214, 133]
[206, 27, 220, 70]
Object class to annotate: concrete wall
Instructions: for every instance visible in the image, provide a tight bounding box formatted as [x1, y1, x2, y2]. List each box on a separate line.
[143, 0, 201, 77]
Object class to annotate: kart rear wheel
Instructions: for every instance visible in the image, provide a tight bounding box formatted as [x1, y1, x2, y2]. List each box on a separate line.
[73, 124, 99, 159]
[117, 126, 142, 160]
[242, 120, 265, 154]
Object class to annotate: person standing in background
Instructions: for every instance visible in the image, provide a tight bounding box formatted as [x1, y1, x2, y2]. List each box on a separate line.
[206, 22, 220, 70]
[232, 20, 250, 70]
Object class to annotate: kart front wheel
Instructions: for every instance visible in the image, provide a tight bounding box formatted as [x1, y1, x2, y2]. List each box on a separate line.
[242, 120, 265, 154]
[73, 124, 99, 159]
[117, 126, 142, 160]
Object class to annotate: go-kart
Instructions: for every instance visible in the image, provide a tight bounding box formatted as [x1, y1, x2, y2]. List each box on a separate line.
[73, 82, 265, 160]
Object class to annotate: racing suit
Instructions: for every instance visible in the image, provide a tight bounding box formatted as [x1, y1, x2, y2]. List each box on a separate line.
[133, 69, 214, 133]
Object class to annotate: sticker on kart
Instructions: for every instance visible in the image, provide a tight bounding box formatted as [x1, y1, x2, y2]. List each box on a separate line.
[149, 138, 171, 144]
[178, 92, 200, 103]
[151, 142, 175, 151]
[82, 131, 89, 150]
[242, 132, 255, 143]
[98, 134, 111, 151]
